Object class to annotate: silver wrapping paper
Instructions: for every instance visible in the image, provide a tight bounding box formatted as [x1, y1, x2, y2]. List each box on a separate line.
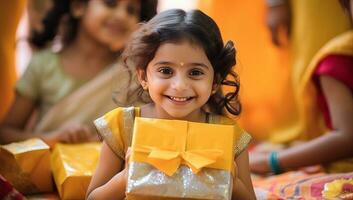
[126, 162, 233, 200]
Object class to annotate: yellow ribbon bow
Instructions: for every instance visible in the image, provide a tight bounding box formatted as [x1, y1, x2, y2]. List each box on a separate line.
[133, 145, 224, 176]
[130, 117, 235, 177]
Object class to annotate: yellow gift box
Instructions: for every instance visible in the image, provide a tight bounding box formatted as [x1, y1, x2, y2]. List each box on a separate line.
[51, 142, 101, 200]
[126, 117, 236, 200]
[0, 138, 53, 194]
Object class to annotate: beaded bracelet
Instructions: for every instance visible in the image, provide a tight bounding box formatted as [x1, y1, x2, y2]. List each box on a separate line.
[269, 151, 282, 174]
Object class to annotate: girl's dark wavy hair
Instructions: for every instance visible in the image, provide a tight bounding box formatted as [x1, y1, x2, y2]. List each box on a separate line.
[122, 9, 241, 116]
[30, 0, 158, 48]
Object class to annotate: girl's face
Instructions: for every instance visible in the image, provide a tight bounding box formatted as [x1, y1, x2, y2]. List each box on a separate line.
[138, 41, 215, 121]
[79, 0, 140, 51]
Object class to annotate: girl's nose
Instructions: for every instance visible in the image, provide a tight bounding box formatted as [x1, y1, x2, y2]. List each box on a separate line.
[172, 76, 189, 91]
[112, 5, 129, 20]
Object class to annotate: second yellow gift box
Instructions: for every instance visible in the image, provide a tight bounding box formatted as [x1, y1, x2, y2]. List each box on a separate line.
[0, 138, 53, 194]
[126, 117, 237, 200]
[51, 142, 102, 200]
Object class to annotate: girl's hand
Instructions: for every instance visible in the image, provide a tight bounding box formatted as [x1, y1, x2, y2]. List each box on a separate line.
[232, 160, 256, 200]
[232, 160, 239, 192]
[249, 152, 270, 175]
[44, 123, 93, 146]
[233, 160, 238, 178]
[121, 147, 132, 184]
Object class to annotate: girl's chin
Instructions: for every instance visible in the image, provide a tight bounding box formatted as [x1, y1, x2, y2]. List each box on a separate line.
[156, 111, 188, 120]
[108, 41, 125, 52]
[164, 111, 196, 121]
[109, 44, 124, 52]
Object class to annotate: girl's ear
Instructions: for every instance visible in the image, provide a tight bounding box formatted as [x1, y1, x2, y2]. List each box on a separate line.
[137, 69, 148, 89]
[212, 83, 219, 95]
[70, 0, 86, 18]
[212, 73, 221, 94]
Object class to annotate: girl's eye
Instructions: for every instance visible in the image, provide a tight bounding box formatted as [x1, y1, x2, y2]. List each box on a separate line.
[189, 69, 204, 76]
[102, 0, 139, 16]
[158, 67, 173, 75]
[126, 4, 139, 16]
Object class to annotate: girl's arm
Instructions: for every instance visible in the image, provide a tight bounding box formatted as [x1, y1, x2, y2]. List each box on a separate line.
[0, 93, 38, 143]
[251, 75, 353, 173]
[86, 142, 127, 200]
[232, 148, 256, 200]
[279, 76, 353, 168]
[0, 93, 93, 146]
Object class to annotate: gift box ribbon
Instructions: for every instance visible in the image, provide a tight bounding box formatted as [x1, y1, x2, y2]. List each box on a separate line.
[134, 145, 223, 176]
[130, 117, 235, 176]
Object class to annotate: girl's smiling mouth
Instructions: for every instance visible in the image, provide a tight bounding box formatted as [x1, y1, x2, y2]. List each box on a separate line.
[165, 95, 194, 102]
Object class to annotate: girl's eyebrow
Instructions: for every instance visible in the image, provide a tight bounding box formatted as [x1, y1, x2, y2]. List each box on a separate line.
[154, 61, 173, 66]
[189, 62, 210, 69]
[154, 61, 210, 69]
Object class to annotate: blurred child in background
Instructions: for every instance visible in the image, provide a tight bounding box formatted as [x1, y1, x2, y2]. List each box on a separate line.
[0, 0, 157, 147]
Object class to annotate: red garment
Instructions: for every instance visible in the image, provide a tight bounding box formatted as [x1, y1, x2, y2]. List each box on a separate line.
[312, 54, 353, 129]
[0, 175, 25, 200]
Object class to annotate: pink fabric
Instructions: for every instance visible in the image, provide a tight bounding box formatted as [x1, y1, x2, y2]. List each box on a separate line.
[253, 171, 353, 199]
[312, 54, 353, 129]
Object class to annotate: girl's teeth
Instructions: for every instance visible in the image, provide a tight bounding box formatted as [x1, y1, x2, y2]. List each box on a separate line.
[171, 97, 188, 101]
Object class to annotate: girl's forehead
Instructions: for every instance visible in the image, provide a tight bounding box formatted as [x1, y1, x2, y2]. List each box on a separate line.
[165, 37, 204, 49]
[157, 42, 206, 58]
[156, 41, 206, 57]
[150, 41, 212, 68]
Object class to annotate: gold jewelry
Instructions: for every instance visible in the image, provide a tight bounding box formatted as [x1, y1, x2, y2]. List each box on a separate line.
[141, 82, 148, 90]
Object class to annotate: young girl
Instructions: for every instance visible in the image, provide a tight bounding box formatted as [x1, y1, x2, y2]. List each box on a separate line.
[0, 0, 157, 146]
[87, 9, 256, 200]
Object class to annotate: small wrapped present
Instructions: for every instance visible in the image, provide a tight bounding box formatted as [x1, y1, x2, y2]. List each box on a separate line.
[126, 117, 236, 200]
[0, 138, 53, 194]
[51, 142, 101, 200]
